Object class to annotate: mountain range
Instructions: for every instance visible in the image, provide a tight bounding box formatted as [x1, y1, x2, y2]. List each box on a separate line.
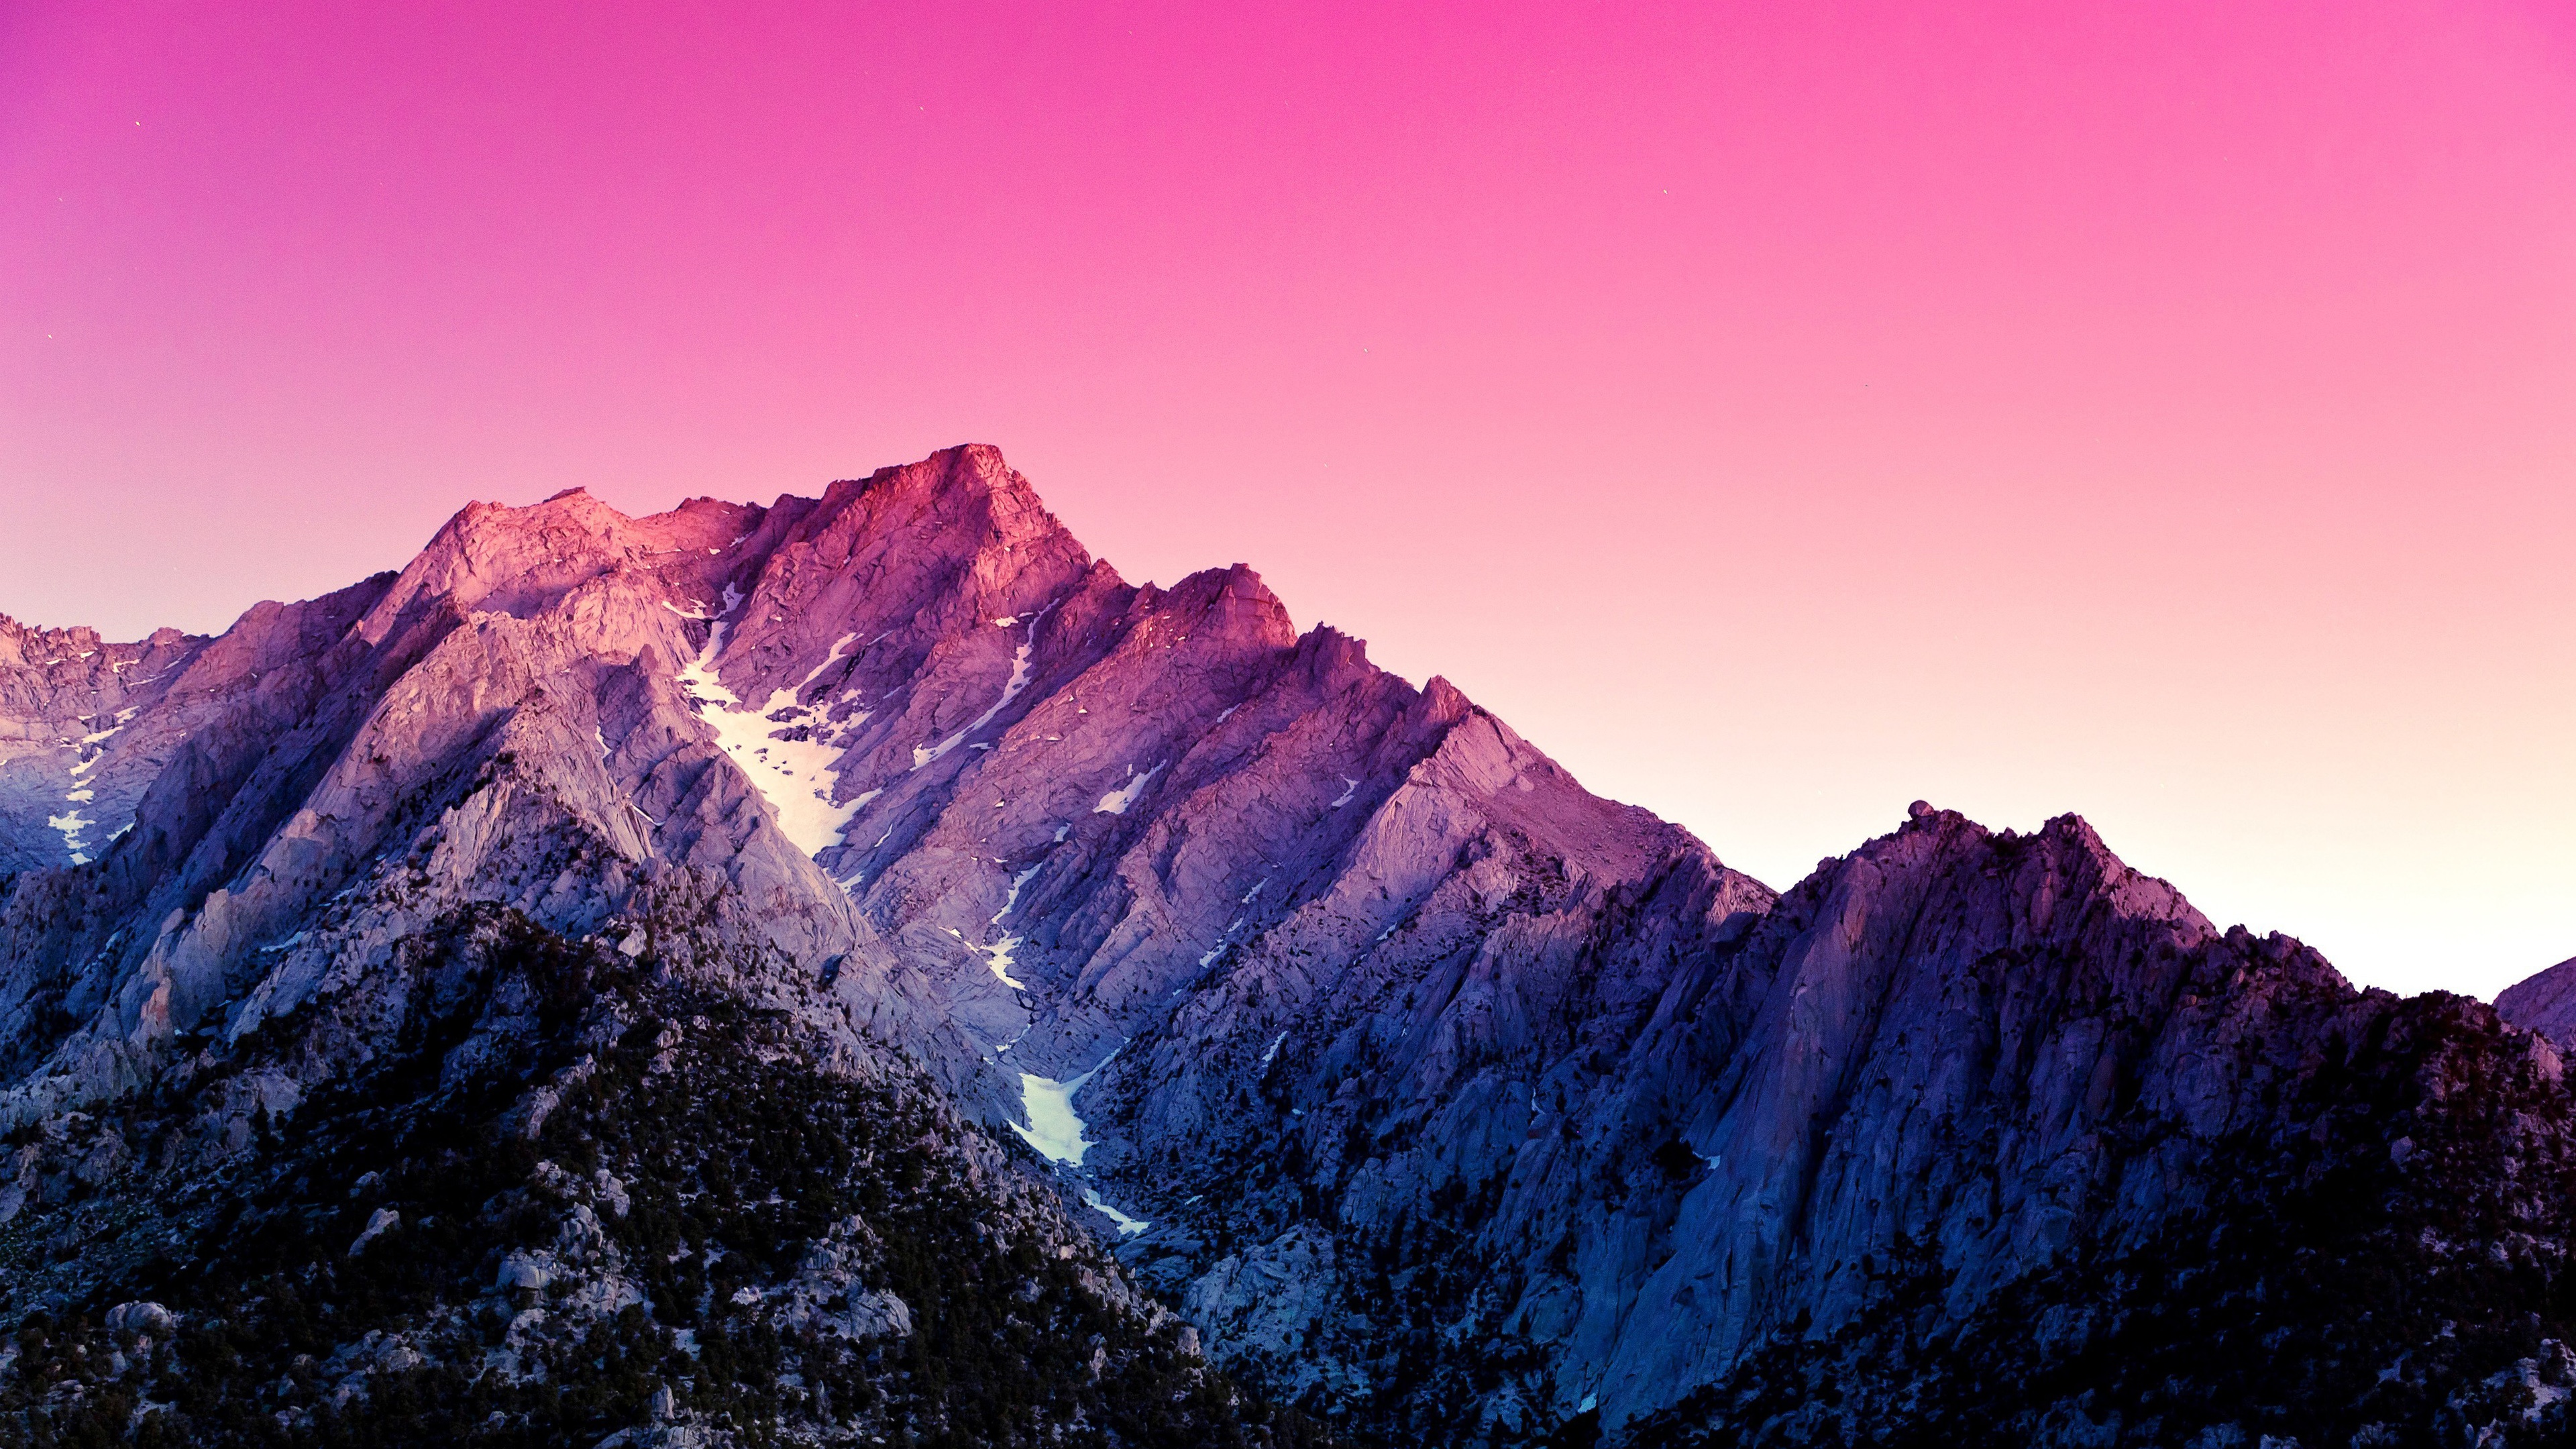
[1, 445, 2570, 1448]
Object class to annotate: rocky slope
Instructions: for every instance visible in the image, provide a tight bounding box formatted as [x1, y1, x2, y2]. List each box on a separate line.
[0, 444, 2570, 1448]
[2497, 956, 2576, 1049]
[0, 613, 208, 875]
[0, 885, 1325, 1446]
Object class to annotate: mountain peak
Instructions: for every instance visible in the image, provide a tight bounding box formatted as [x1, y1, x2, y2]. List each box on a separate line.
[828, 442, 1064, 549]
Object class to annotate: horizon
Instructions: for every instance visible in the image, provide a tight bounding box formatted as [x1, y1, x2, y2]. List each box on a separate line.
[5, 1, 2570, 1000]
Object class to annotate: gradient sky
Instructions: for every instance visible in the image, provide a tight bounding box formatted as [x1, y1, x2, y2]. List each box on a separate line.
[3, 1, 2571, 998]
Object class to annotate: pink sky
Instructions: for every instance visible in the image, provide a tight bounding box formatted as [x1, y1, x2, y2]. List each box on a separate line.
[3, 1, 2571, 996]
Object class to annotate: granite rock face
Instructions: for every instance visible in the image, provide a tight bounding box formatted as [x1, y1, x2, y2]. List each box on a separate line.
[1, 444, 2571, 1447]
[0, 612, 209, 873]
[2497, 955, 2576, 1049]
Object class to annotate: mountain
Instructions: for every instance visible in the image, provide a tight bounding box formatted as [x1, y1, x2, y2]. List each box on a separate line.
[1, 444, 2571, 1448]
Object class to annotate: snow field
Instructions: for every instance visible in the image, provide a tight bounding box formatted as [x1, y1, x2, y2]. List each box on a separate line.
[679, 616, 872, 857]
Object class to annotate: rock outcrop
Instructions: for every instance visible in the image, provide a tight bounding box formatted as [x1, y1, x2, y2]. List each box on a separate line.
[2498, 955, 2576, 1049]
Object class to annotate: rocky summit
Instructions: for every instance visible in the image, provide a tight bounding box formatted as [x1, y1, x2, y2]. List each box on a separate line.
[1, 445, 2571, 1448]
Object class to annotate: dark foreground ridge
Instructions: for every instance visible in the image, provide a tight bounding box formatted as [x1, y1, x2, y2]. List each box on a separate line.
[0, 445, 2569, 1446]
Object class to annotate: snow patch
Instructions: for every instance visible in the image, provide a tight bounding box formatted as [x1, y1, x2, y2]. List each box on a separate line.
[994, 865, 1042, 925]
[979, 930, 1030, 991]
[913, 603, 1052, 769]
[48, 808, 93, 865]
[1011, 1063, 1108, 1166]
[678, 619, 868, 856]
[1093, 763, 1161, 815]
[1260, 1032, 1288, 1067]
[1330, 775, 1359, 808]
[1082, 1190, 1150, 1237]
[791, 633, 860, 696]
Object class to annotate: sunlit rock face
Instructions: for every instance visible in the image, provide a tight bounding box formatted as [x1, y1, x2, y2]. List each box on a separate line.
[1, 444, 2572, 1447]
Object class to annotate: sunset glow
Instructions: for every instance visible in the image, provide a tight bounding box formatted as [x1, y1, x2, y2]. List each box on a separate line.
[3, 1, 2570, 995]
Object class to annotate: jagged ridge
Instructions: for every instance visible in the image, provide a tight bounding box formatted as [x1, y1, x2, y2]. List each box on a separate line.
[1, 445, 2571, 1447]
